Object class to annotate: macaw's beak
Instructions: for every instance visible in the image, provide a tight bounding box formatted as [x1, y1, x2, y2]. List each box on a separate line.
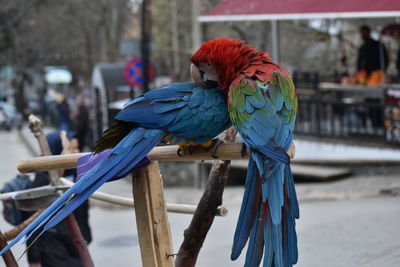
[191, 63, 203, 86]
[190, 63, 219, 89]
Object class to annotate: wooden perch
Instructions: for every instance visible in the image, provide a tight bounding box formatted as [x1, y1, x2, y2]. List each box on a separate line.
[59, 178, 227, 216]
[28, 114, 60, 185]
[175, 127, 237, 267]
[0, 181, 228, 217]
[17, 143, 249, 173]
[131, 162, 174, 267]
[17, 142, 296, 174]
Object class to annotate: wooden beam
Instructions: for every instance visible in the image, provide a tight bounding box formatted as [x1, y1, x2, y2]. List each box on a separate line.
[17, 143, 249, 173]
[18, 148, 400, 174]
[132, 162, 174, 267]
[58, 178, 227, 216]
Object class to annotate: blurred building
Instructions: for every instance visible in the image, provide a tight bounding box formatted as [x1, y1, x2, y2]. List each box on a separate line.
[197, 0, 400, 80]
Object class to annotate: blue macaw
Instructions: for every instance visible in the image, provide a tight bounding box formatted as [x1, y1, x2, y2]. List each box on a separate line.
[0, 82, 231, 254]
[191, 38, 299, 267]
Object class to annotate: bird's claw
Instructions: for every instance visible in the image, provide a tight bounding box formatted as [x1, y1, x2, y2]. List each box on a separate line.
[178, 140, 223, 158]
[177, 147, 184, 157]
[210, 139, 224, 159]
[177, 145, 195, 157]
[241, 143, 247, 157]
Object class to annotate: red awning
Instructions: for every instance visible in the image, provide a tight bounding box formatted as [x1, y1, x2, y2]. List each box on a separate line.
[199, 0, 400, 22]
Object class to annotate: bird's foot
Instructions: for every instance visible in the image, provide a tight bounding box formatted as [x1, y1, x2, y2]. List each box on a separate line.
[177, 139, 224, 158]
[287, 142, 296, 159]
[210, 138, 224, 159]
[177, 147, 183, 157]
[177, 144, 195, 157]
[241, 143, 248, 157]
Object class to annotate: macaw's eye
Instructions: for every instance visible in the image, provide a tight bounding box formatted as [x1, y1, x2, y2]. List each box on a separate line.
[207, 63, 212, 67]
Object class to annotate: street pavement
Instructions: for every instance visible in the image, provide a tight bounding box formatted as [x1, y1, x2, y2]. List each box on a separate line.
[1, 129, 400, 266]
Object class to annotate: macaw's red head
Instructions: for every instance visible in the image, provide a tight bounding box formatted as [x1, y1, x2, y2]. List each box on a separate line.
[191, 38, 272, 93]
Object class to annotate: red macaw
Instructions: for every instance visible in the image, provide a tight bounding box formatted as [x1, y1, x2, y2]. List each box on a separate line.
[191, 38, 298, 267]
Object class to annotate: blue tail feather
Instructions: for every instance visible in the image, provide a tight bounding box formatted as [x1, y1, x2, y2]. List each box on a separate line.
[0, 127, 165, 255]
[6, 190, 72, 249]
[44, 131, 163, 231]
[233, 151, 298, 267]
[272, 224, 283, 267]
[284, 165, 299, 265]
[244, 202, 266, 267]
[231, 155, 261, 260]
[285, 165, 299, 219]
[263, 216, 274, 267]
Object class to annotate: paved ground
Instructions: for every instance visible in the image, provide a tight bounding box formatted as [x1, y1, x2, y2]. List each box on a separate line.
[88, 196, 400, 267]
[0, 129, 31, 266]
[1, 129, 400, 266]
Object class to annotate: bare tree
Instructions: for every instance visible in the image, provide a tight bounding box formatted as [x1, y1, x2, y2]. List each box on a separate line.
[0, 0, 137, 112]
[1, 0, 136, 78]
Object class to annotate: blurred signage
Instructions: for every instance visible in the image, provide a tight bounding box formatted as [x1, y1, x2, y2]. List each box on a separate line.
[124, 58, 155, 88]
[119, 39, 140, 56]
[44, 67, 72, 84]
[119, 38, 155, 56]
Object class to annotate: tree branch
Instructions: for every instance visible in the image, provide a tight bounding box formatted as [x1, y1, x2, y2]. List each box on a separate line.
[175, 127, 237, 267]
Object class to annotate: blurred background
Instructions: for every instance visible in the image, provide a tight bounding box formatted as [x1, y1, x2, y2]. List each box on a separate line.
[0, 0, 400, 266]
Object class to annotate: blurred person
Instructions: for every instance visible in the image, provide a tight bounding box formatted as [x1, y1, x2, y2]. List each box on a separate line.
[26, 130, 91, 267]
[73, 95, 90, 151]
[357, 25, 388, 128]
[357, 25, 388, 75]
[0, 106, 7, 125]
[56, 94, 72, 131]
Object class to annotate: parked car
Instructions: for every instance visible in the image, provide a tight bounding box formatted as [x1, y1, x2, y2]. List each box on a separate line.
[0, 102, 23, 130]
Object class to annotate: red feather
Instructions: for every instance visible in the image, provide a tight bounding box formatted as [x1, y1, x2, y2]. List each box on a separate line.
[191, 38, 279, 92]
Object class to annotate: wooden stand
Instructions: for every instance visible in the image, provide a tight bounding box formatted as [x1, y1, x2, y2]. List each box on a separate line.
[131, 161, 174, 267]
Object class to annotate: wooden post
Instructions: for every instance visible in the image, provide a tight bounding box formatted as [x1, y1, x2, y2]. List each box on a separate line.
[27, 114, 94, 267]
[28, 114, 59, 185]
[131, 162, 174, 267]
[0, 232, 18, 267]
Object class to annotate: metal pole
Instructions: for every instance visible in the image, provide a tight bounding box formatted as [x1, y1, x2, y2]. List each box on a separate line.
[271, 20, 279, 64]
[171, 0, 180, 78]
[191, 0, 202, 52]
[141, 0, 151, 92]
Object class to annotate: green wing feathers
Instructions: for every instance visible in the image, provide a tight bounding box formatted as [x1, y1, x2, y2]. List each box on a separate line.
[228, 70, 297, 131]
[272, 71, 297, 129]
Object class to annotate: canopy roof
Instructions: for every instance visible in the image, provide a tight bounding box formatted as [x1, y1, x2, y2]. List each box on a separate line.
[199, 0, 400, 22]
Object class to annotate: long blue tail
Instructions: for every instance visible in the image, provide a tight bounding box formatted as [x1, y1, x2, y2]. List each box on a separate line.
[76, 149, 151, 182]
[231, 152, 299, 267]
[0, 127, 165, 255]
